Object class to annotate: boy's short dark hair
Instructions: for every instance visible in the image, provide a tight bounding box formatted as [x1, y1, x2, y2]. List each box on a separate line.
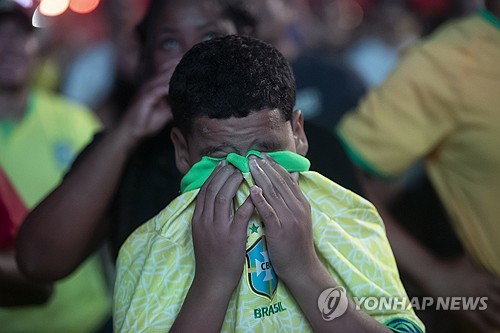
[169, 35, 296, 134]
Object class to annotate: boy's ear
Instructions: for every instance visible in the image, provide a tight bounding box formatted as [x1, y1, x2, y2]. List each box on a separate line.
[170, 127, 191, 175]
[292, 109, 308, 156]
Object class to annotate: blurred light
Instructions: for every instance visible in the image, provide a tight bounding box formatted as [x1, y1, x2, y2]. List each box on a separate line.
[39, 0, 70, 16]
[69, 0, 100, 14]
[14, 0, 33, 8]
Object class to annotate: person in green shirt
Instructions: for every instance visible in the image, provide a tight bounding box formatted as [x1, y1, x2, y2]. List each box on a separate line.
[0, 2, 109, 332]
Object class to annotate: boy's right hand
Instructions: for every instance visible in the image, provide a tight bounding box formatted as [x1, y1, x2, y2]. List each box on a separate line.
[117, 58, 180, 148]
[191, 161, 254, 292]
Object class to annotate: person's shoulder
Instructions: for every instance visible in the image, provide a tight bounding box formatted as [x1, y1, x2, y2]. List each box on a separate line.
[418, 12, 492, 55]
[118, 190, 198, 255]
[390, 14, 484, 86]
[32, 89, 98, 121]
[31, 89, 101, 130]
[33, 89, 91, 113]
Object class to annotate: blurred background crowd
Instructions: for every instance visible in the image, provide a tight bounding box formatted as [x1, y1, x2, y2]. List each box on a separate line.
[19, 0, 483, 127]
[1, 0, 497, 332]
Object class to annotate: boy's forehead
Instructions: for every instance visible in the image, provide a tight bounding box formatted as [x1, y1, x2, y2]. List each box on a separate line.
[191, 109, 286, 134]
[188, 108, 293, 156]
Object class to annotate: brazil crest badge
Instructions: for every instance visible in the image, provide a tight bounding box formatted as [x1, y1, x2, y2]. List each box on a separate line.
[246, 236, 278, 300]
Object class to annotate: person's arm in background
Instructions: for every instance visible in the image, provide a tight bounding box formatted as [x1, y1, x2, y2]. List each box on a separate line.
[0, 249, 52, 306]
[356, 168, 500, 333]
[0, 168, 52, 306]
[16, 60, 178, 282]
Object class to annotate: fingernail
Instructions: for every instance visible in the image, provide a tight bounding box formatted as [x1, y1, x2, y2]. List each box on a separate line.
[263, 153, 274, 163]
[250, 185, 261, 195]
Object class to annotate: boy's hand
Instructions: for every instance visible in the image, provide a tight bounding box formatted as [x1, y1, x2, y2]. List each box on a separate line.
[191, 161, 254, 291]
[117, 59, 180, 148]
[249, 154, 321, 283]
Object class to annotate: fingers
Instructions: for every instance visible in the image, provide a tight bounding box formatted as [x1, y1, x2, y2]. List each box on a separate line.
[249, 157, 289, 215]
[137, 63, 176, 105]
[213, 169, 244, 223]
[198, 167, 252, 242]
[253, 156, 296, 205]
[250, 185, 280, 234]
[199, 164, 238, 223]
[141, 80, 170, 105]
[157, 57, 181, 74]
[232, 196, 255, 234]
[141, 74, 169, 95]
[194, 161, 226, 220]
[262, 153, 305, 201]
[146, 58, 180, 88]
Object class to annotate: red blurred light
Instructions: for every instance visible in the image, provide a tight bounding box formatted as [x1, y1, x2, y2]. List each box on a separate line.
[69, 0, 100, 14]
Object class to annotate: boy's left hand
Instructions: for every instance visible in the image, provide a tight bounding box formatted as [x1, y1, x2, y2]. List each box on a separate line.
[249, 154, 321, 283]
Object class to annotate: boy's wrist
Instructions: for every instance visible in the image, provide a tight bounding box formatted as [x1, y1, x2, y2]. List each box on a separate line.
[190, 275, 237, 303]
[280, 255, 333, 290]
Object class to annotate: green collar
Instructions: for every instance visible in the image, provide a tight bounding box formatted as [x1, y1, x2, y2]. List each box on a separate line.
[180, 150, 310, 193]
[480, 8, 500, 29]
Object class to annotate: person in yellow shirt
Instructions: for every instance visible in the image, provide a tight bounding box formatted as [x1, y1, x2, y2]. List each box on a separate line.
[114, 34, 425, 333]
[0, 2, 110, 332]
[336, 1, 500, 332]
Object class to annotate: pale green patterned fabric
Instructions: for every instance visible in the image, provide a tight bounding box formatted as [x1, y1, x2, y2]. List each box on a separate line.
[114, 170, 424, 332]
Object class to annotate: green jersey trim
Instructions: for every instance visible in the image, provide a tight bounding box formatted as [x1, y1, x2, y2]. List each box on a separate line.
[180, 150, 310, 193]
[480, 8, 500, 29]
[335, 129, 392, 180]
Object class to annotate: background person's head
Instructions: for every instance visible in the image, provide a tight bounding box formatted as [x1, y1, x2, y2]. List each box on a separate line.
[169, 35, 308, 174]
[135, 0, 255, 81]
[0, 2, 38, 91]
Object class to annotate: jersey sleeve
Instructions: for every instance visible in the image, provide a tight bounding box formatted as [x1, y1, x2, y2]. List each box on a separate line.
[336, 40, 462, 178]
